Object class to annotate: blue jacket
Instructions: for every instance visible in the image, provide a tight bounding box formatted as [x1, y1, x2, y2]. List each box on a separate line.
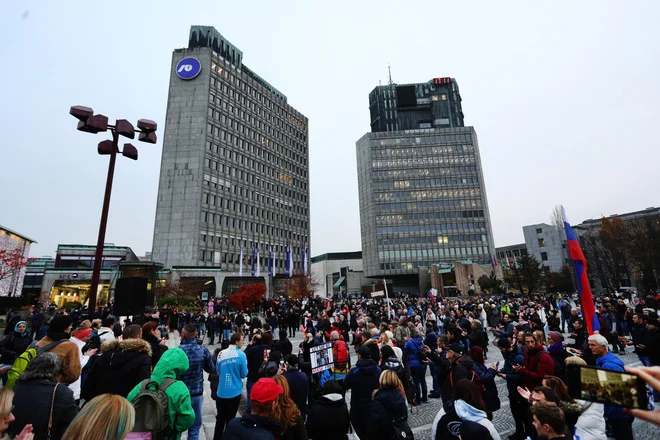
[216, 344, 248, 399]
[224, 413, 280, 440]
[596, 352, 632, 420]
[404, 337, 425, 368]
[500, 347, 525, 393]
[424, 330, 438, 352]
[344, 359, 381, 416]
[179, 338, 215, 397]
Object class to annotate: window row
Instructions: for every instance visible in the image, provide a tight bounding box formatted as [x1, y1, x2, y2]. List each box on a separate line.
[378, 259, 489, 272]
[376, 222, 487, 235]
[371, 132, 472, 147]
[372, 144, 473, 158]
[375, 188, 481, 201]
[200, 235, 305, 256]
[372, 156, 476, 169]
[203, 193, 307, 229]
[372, 166, 478, 179]
[374, 177, 479, 190]
[200, 212, 306, 240]
[378, 246, 489, 260]
[378, 233, 488, 246]
[374, 198, 482, 214]
[376, 210, 485, 223]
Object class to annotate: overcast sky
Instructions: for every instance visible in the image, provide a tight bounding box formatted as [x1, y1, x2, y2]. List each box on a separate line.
[2, 1, 659, 259]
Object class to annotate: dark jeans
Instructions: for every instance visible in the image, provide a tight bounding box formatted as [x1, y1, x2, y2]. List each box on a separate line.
[214, 395, 241, 440]
[510, 395, 534, 440]
[429, 363, 440, 394]
[410, 365, 428, 403]
[609, 418, 633, 440]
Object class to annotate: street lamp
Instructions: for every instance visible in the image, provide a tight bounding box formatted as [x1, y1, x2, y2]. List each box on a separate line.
[70, 105, 157, 312]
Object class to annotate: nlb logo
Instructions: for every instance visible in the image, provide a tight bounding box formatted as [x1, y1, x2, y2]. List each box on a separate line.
[176, 57, 201, 80]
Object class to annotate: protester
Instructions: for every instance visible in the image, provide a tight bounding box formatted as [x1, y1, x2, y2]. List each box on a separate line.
[432, 379, 501, 440]
[244, 333, 268, 412]
[179, 324, 215, 440]
[141, 321, 168, 368]
[282, 355, 308, 416]
[126, 347, 196, 439]
[426, 342, 470, 407]
[33, 315, 81, 385]
[224, 378, 284, 440]
[81, 324, 152, 401]
[344, 345, 381, 440]
[10, 352, 78, 440]
[61, 394, 134, 440]
[0, 321, 33, 366]
[271, 375, 307, 440]
[469, 346, 500, 419]
[214, 332, 248, 439]
[530, 402, 567, 439]
[587, 334, 634, 440]
[305, 380, 350, 440]
[367, 370, 409, 440]
[514, 332, 555, 390]
[404, 328, 428, 404]
[494, 338, 528, 440]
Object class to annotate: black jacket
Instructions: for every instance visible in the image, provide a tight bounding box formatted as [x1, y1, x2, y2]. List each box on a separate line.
[81, 338, 152, 401]
[305, 393, 350, 440]
[224, 413, 281, 440]
[142, 331, 168, 368]
[467, 327, 487, 350]
[367, 388, 408, 440]
[429, 352, 470, 403]
[278, 414, 308, 440]
[274, 337, 293, 357]
[9, 379, 78, 440]
[344, 359, 381, 417]
[0, 331, 33, 364]
[245, 343, 268, 382]
[283, 369, 309, 415]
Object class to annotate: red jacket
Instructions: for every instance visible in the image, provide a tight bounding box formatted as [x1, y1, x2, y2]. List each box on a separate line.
[518, 345, 555, 389]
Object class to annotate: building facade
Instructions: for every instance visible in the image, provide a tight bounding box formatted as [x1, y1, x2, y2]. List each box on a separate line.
[495, 243, 528, 267]
[152, 26, 310, 276]
[310, 252, 365, 297]
[0, 225, 35, 298]
[356, 78, 495, 286]
[523, 223, 568, 273]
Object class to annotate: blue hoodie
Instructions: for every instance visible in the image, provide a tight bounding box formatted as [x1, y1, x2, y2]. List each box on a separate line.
[14, 321, 28, 336]
[596, 351, 632, 420]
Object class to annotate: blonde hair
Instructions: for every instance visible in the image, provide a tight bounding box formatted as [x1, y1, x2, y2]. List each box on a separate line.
[380, 332, 391, 346]
[378, 370, 406, 401]
[62, 394, 135, 440]
[0, 389, 13, 434]
[272, 375, 299, 429]
[565, 356, 587, 366]
[533, 330, 547, 346]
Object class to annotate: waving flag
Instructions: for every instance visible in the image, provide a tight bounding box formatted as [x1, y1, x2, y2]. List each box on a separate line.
[251, 243, 256, 277]
[256, 244, 261, 277]
[268, 244, 273, 277]
[239, 246, 244, 277]
[302, 241, 308, 275]
[562, 206, 600, 334]
[285, 243, 291, 277]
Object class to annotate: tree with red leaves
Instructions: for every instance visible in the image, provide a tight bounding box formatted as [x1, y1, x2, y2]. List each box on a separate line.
[228, 283, 266, 311]
[0, 248, 34, 283]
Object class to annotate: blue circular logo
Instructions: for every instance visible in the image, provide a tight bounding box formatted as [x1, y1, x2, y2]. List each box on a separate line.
[176, 57, 201, 80]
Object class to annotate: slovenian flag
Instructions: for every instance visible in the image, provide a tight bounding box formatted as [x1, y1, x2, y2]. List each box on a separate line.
[562, 206, 600, 334]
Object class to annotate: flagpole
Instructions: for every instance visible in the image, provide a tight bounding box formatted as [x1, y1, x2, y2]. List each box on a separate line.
[383, 278, 391, 320]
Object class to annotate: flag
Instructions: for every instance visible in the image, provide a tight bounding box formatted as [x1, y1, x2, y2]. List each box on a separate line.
[268, 244, 273, 277]
[490, 255, 498, 268]
[302, 241, 308, 276]
[256, 244, 261, 277]
[288, 244, 293, 278]
[251, 243, 256, 277]
[272, 245, 277, 276]
[562, 206, 600, 335]
[285, 244, 291, 277]
[239, 246, 244, 277]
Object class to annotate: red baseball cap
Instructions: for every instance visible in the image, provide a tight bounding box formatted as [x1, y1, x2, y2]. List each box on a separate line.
[250, 378, 284, 404]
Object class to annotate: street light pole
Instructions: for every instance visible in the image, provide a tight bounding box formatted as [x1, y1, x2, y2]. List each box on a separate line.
[70, 106, 157, 312]
[87, 131, 119, 311]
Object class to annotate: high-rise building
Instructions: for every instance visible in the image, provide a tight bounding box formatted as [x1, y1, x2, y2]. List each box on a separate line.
[153, 26, 310, 274]
[356, 78, 495, 288]
[523, 223, 569, 273]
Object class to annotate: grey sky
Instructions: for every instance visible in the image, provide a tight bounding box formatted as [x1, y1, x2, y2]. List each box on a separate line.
[2, 1, 659, 259]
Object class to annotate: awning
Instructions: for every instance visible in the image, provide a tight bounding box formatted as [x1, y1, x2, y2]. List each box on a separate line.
[333, 277, 346, 289]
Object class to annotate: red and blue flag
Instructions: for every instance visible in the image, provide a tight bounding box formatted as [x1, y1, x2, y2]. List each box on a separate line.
[562, 206, 600, 334]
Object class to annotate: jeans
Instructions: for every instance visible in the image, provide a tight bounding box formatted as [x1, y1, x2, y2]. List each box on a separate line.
[429, 363, 440, 394]
[639, 355, 652, 367]
[410, 365, 428, 403]
[214, 395, 242, 440]
[509, 395, 534, 439]
[245, 379, 256, 413]
[187, 396, 204, 440]
[223, 329, 231, 341]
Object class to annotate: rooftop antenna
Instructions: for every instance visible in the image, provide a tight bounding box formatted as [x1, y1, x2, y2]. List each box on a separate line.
[388, 63, 393, 85]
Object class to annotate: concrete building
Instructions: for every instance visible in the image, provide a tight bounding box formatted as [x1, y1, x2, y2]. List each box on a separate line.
[523, 223, 568, 273]
[311, 252, 365, 297]
[152, 26, 310, 276]
[0, 225, 35, 298]
[495, 243, 528, 267]
[356, 77, 496, 293]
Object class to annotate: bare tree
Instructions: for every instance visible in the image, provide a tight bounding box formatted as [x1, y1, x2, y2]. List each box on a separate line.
[550, 205, 564, 228]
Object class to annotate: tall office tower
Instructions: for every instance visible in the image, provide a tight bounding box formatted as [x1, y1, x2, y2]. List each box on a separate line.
[153, 26, 310, 274]
[356, 78, 495, 286]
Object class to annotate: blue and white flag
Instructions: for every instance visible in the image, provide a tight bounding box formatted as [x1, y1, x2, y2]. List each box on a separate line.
[285, 243, 291, 277]
[288, 244, 294, 277]
[239, 246, 244, 277]
[256, 244, 261, 277]
[251, 243, 256, 277]
[302, 242, 308, 275]
[272, 245, 277, 276]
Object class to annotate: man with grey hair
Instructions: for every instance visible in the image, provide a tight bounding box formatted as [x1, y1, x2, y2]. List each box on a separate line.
[9, 352, 78, 438]
[588, 334, 634, 440]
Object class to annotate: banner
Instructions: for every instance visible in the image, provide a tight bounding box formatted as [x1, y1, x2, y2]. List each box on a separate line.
[310, 342, 334, 374]
[371, 290, 385, 297]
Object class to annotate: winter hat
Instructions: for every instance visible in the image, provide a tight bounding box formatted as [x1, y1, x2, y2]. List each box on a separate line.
[446, 343, 463, 355]
[49, 315, 73, 333]
[497, 338, 512, 349]
[357, 345, 372, 359]
[548, 331, 564, 343]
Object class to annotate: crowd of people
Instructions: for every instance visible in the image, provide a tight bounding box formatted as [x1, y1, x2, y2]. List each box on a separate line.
[0, 289, 655, 440]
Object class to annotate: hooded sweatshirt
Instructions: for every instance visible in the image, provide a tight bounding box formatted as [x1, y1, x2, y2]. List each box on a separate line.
[127, 347, 196, 440]
[305, 393, 350, 440]
[344, 358, 381, 416]
[432, 399, 501, 440]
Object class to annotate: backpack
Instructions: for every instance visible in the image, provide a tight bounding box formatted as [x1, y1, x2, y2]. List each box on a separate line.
[333, 340, 348, 365]
[130, 379, 175, 440]
[391, 416, 414, 440]
[5, 340, 66, 389]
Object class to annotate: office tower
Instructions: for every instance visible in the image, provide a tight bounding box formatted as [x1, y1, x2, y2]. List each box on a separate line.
[356, 78, 495, 285]
[153, 26, 310, 274]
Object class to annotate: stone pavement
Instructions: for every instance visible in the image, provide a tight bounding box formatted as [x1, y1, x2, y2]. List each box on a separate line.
[169, 330, 657, 440]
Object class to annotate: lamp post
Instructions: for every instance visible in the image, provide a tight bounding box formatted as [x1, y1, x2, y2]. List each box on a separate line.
[70, 106, 157, 312]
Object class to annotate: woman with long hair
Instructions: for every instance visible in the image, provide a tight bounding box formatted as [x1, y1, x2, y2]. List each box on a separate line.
[468, 346, 500, 419]
[433, 379, 501, 440]
[542, 375, 587, 434]
[367, 370, 408, 440]
[272, 375, 307, 440]
[0, 388, 33, 440]
[141, 321, 168, 368]
[61, 394, 135, 440]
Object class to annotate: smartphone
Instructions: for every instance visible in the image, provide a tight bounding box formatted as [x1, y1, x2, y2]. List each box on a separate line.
[566, 364, 648, 409]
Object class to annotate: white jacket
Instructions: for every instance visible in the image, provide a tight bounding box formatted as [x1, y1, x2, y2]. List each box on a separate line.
[69, 336, 89, 400]
[574, 400, 606, 440]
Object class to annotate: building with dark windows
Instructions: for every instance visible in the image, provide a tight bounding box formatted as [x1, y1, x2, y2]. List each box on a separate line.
[153, 26, 310, 276]
[356, 78, 495, 294]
